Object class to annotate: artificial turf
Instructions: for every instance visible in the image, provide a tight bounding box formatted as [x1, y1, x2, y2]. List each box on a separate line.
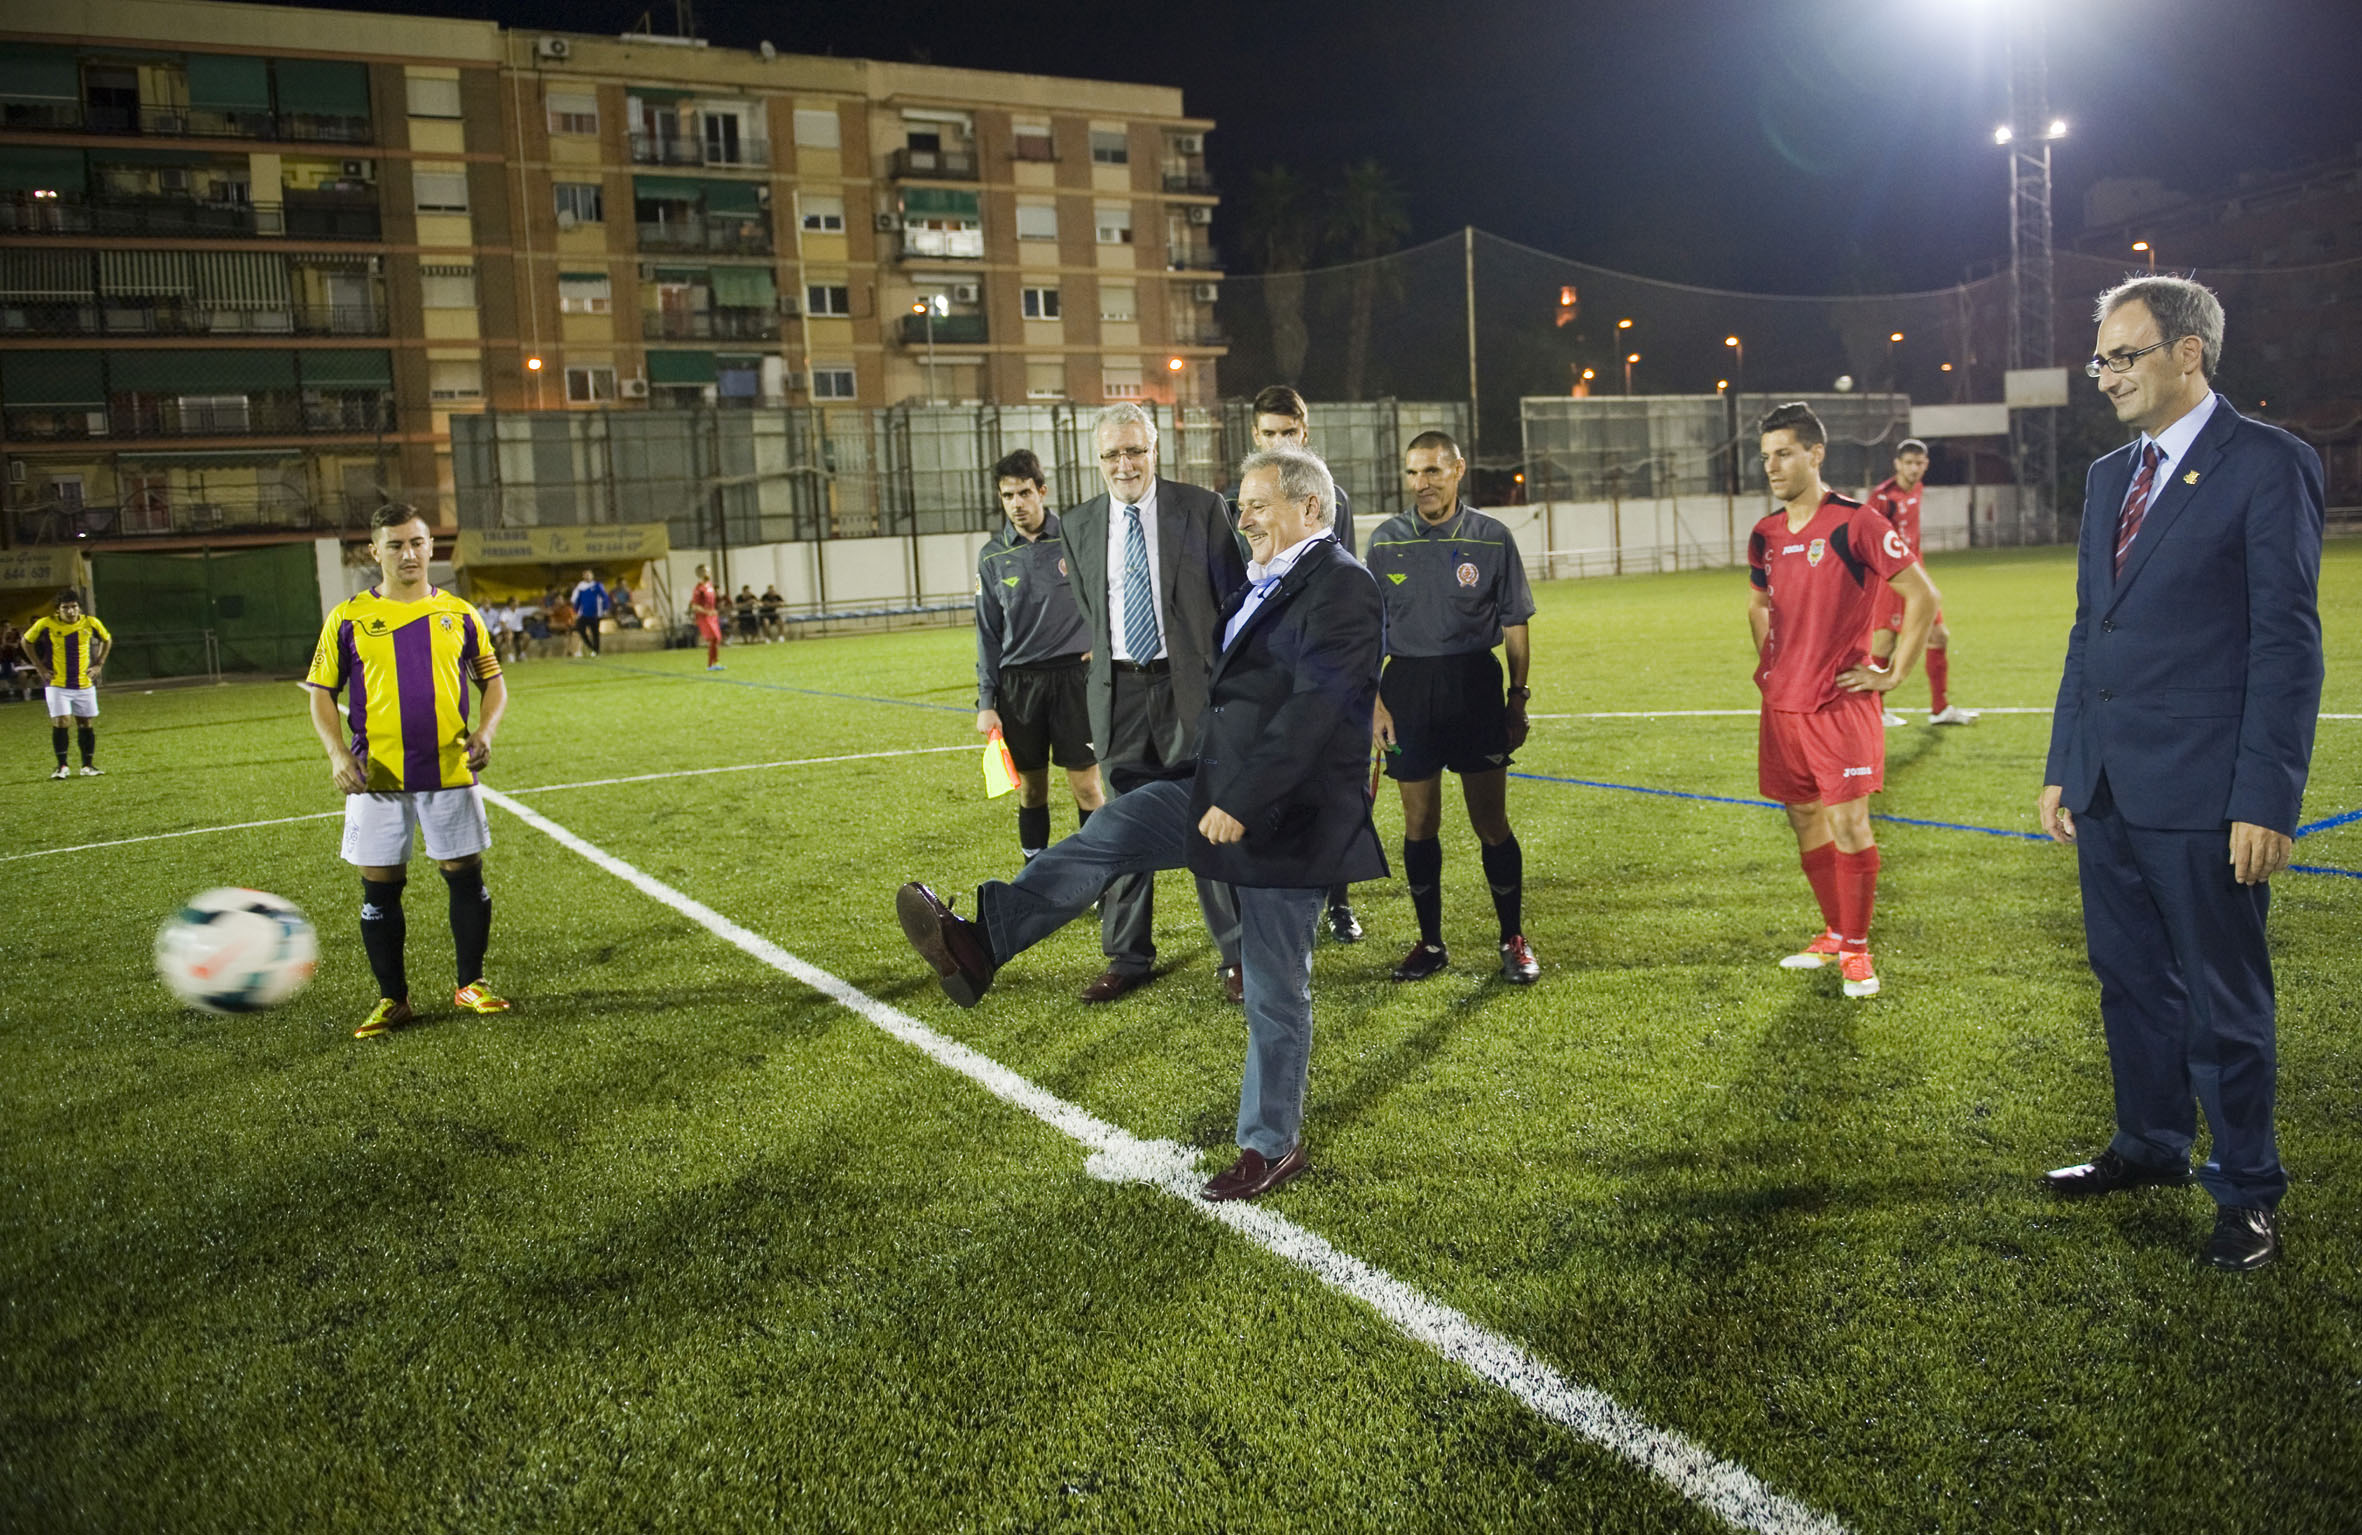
[2, 544, 2356, 1533]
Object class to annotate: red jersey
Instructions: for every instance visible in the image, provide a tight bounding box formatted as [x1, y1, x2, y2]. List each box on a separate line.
[691, 580, 720, 621]
[1749, 493, 1917, 712]
[1865, 476, 1923, 552]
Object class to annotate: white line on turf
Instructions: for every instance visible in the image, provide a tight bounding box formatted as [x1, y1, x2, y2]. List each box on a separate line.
[0, 810, 342, 863]
[478, 782, 1846, 1535]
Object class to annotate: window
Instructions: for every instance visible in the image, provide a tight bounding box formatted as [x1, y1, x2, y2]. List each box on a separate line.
[1101, 362, 1143, 400]
[1095, 203, 1133, 245]
[558, 274, 611, 314]
[800, 194, 845, 232]
[179, 395, 251, 431]
[1089, 130, 1130, 165]
[1015, 202, 1058, 242]
[565, 365, 616, 402]
[1013, 121, 1055, 162]
[427, 358, 483, 400]
[1022, 286, 1060, 320]
[548, 91, 599, 136]
[420, 267, 477, 308]
[554, 182, 604, 224]
[805, 284, 851, 316]
[406, 75, 463, 119]
[1099, 283, 1136, 322]
[811, 365, 856, 399]
[793, 107, 841, 148]
[1025, 359, 1065, 400]
[413, 171, 470, 214]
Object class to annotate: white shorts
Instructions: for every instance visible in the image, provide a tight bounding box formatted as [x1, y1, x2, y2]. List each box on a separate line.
[341, 785, 492, 866]
[45, 685, 98, 718]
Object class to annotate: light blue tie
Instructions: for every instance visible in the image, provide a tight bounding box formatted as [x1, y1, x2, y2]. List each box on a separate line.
[1122, 504, 1160, 661]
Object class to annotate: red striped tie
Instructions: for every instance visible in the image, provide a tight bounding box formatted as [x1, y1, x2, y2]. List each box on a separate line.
[2113, 441, 2163, 575]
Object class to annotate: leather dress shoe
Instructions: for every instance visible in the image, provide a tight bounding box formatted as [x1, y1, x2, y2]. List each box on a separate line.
[2204, 1206, 2280, 1272]
[895, 882, 996, 1008]
[1201, 1143, 1309, 1202]
[1079, 967, 1146, 1004]
[1327, 904, 1364, 943]
[1221, 963, 1244, 1005]
[1390, 940, 1449, 982]
[2043, 1148, 2193, 1199]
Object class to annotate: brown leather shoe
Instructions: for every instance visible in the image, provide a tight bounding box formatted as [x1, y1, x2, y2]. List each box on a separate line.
[895, 882, 996, 1007]
[1221, 963, 1244, 1005]
[1201, 1143, 1309, 1201]
[1079, 967, 1146, 1003]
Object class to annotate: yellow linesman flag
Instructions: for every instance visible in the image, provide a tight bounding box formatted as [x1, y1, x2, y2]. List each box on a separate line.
[982, 728, 1020, 798]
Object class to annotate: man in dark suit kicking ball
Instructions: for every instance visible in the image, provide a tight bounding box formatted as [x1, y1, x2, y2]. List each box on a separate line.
[897, 444, 1387, 1202]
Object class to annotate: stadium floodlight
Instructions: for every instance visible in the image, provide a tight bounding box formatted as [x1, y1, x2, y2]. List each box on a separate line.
[1993, 124, 2013, 145]
[2132, 240, 2155, 269]
[2046, 118, 2069, 139]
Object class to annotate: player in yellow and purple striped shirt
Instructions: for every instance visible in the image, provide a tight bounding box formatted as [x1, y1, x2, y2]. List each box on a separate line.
[302, 505, 511, 1039]
[24, 589, 112, 779]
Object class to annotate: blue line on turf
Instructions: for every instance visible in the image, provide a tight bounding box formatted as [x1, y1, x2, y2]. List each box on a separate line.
[2296, 806, 2362, 837]
[2292, 863, 2362, 880]
[592, 659, 970, 713]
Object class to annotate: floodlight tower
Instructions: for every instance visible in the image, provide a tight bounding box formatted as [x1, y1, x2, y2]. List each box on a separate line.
[1996, 2, 2063, 542]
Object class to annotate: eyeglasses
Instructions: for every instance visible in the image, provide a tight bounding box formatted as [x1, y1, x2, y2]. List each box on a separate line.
[2084, 338, 2178, 378]
[1097, 445, 1153, 463]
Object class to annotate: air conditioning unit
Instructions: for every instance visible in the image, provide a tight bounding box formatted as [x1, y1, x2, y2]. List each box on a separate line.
[555, 210, 579, 230]
[778, 295, 800, 316]
[158, 168, 192, 192]
[86, 411, 110, 436]
[620, 377, 649, 398]
[536, 37, 572, 60]
[6, 460, 24, 485]
[1192, 283, 1219, 302]
[1186, 205, 1212, 225]
[951, 282, 980, 303]
[874, 212, 903, 232]
[1174, 134, 1203, 155]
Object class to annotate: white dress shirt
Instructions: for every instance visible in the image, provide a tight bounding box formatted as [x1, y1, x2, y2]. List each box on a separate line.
[2133, 389, 2220, 507]
[1104, 479, 1167, 663]
[1224, 531, 1333, 650]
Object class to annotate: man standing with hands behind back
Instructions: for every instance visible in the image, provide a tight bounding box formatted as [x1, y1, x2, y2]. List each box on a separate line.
[2039, 275, 2325, 1272]
[1058, 403, 1249, 1004]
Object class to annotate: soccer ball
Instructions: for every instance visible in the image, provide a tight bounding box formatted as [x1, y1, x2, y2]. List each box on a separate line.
[155, 888, 318, 1014]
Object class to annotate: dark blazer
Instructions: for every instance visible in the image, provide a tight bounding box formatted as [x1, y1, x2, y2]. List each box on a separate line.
[1184, 537, 1391, 890]
[2044, 395, 2325, 833]
[1059, 477, 1249, 760]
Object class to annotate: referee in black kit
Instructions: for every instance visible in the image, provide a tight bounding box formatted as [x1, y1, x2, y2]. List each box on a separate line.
[1365, 430, 1541, 984]
[976, 449, 1105, 858]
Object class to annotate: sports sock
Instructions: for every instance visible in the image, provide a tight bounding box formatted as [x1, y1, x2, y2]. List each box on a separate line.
[1925, 648, 1950, 714]
[1018, 804, 1051, 859]
[442, 864, 491, 986]
[77, 724, 95, 767]
[1834, 845, 1881, 951]
[51, 725, 68, 767]
[1077, 805, 1093, 831]
[1800, 841, 1841, 933]
[706, 635, 720, 666]
[1479, 835, 1524, 942]
[1404, 836, 1444, 946]
[359, 877, 409, 1001]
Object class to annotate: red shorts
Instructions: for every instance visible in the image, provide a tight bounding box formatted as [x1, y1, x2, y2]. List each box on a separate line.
[696, 616, 723, 639]
[1758, 697, 1885, 806]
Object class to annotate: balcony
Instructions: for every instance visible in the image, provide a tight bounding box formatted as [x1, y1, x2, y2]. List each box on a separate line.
[11, 490, 348, 545]
[0, 100, 370, 144]
[888, 147, 979, 181]
[640, 308, 782, 341]
[629, 132, 772, 168]
[897, 228, 985, 262]
[1162, 172, 1217, 195]
[898, 313, 988, 346]
[1, 301, 387, 337]
[2, 391, 395, 443]
[1166, 244, 1223, 272]
[282, 190, 383, 241]
[636, 217, 774, 256]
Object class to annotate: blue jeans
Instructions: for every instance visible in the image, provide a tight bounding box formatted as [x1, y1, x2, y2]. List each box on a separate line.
[977, 778, 1324, 1156]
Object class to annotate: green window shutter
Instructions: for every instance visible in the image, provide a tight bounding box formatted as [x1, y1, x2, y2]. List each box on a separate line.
[633, 176, 700, 203]
[645, 350, 716, 384]
[110, 350, 300, 394]
[0, 251, 94, 301]
[0, 148, 87, 195]
[187, 54, 272, 110]
[902, 187, 981, 217]
[1, 351, 107, 406]
[300, 349, 394, 388]
[706, 266, 775, 307]
[273, 59, 370, 117]
[701, 179, 764, 216]
[0, 48, 80, 103]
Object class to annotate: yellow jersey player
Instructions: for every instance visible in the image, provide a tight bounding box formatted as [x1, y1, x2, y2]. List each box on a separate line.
[23, 588, 112, 779]
[302, 504, 511, 1038]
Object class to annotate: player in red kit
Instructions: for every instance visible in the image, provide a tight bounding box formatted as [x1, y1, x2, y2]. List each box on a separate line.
[1866, 439, 1977, 726]
[689, 563, 725, 670]
[1748, 403, 1941, 997]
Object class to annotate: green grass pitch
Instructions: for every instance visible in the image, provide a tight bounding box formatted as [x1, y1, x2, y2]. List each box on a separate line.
[3, 544, 2357, 1533]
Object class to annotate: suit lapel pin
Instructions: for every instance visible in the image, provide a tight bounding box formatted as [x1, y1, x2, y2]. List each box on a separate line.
[2183, 470, 2200, 484]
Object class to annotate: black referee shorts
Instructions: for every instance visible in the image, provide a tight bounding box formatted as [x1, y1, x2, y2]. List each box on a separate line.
[1381, 650, 1512, 781]
[996, 657, 1096, 772]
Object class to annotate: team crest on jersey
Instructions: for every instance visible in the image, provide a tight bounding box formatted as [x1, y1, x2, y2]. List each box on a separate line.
[1455, 561, 1479, 588]
[438, 613, 454, 631]
[1806, 538, 1826, 567]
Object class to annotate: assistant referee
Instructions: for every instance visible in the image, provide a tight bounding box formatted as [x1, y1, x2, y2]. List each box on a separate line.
[1365, 431, 1541, 984]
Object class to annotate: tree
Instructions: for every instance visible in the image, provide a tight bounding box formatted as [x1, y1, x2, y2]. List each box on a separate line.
[1327, 160, 1411, 400]
[1239, 164, 1317, 384]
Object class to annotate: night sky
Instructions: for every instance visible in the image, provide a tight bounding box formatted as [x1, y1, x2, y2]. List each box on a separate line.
[271, 0, 2362, 294]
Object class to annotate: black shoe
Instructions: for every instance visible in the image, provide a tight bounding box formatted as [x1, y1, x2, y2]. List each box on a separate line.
[2204, 1206, 2280, 1272]
[1390, 941, 1449, 982]
[1327, 905, 1364, 943]
[2043, 1148, 2193, 1199]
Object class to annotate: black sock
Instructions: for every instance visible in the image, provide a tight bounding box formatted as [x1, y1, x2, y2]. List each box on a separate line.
[1329, 881, 1352, 913]
[1018, 804, 1051, 859]
[77, 724, 95, 767]
[442, 864, 491, 986]
[360, 877, 408, 1001]
[51, 725, 68, 767]
[1404, 837, 1443, 946]
[1077, 805, 1093, 831]
[1480, 835, 1524, 943]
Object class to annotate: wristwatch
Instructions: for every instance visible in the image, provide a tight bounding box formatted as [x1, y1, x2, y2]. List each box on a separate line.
[1506, 685, 1531, 703]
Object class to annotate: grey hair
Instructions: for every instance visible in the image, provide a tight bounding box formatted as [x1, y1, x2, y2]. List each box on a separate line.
[1238, 444, 1335, 527]
[2095, 274, 2224, 380]
[1092, 401, 1159, 447]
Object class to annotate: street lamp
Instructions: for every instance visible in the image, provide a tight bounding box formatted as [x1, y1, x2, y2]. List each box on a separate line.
[1887, 330, 1905, 390]
[1724, 334, 1743, 393]
[525, 354, 544, 409]
[910, 298, 943, 404]
[2132, 240, 2155, 269]
[1623, 351, 1641, 395]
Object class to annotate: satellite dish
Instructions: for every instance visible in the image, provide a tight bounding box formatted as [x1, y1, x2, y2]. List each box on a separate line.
[758, 40, 777, 58]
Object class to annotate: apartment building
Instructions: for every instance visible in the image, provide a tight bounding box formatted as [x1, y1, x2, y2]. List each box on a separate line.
[0, 0, 1222, 543]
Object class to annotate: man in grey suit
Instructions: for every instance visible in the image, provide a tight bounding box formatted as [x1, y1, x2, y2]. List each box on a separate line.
[1055, 403, 1249, 1003]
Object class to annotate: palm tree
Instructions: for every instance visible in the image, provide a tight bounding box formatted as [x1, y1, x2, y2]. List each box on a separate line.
[1239, 164, 1316, 383]
[1327, 159, 1411, 400]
